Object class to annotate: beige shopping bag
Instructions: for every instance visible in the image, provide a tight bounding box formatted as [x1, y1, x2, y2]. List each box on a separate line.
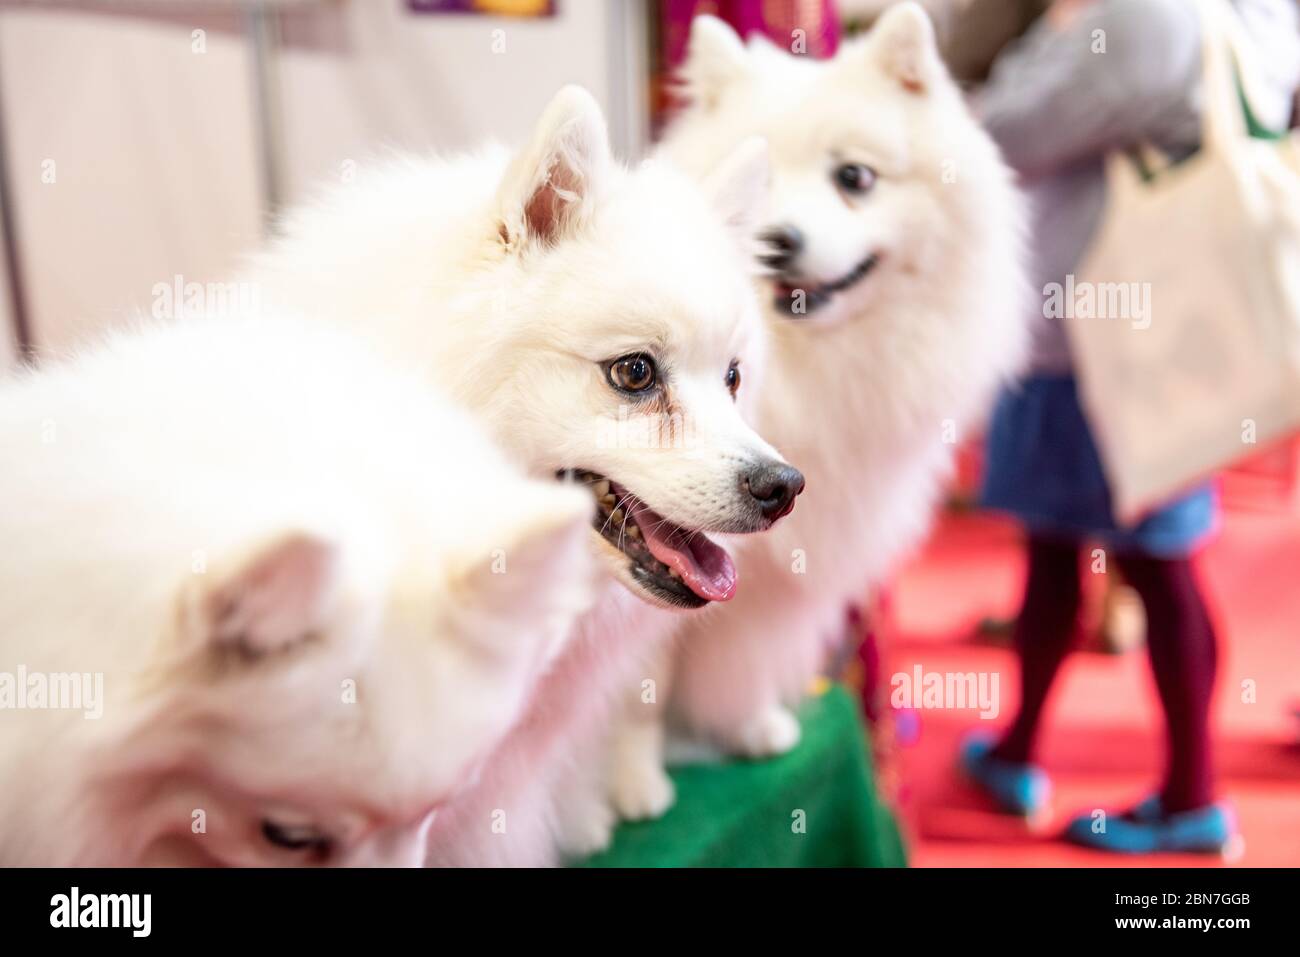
[1068, 0, 1300, 523]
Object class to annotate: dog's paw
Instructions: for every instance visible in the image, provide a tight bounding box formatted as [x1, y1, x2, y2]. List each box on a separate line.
[610, 760, 677, 822]
[733, 705, 801, 758]
[556, 799, 617, 860]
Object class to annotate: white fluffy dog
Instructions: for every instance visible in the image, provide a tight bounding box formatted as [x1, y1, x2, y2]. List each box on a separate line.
[0, 313, 595, 866]
[247, 87, 803, 863]
[607, 4, 1030, 817]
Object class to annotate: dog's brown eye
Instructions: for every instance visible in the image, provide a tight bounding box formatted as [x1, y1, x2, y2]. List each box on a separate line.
[834, 162, 876, 196]
[607, 353, 657, 393]
[726, 361, 741, 398]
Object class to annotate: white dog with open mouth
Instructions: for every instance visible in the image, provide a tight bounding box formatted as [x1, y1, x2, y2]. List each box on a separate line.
[605, 3, 1029, 820]
[247, 86, 803, 863]
[0, 313, 594, 866]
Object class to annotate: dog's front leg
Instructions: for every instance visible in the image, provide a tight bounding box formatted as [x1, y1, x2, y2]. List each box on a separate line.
[669, 573, 823, 759]
[607, 638, 677, 821]
[552, 726, 620, 860]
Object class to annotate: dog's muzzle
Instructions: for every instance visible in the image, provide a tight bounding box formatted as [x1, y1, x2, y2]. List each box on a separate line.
[771, 252, 880, 316]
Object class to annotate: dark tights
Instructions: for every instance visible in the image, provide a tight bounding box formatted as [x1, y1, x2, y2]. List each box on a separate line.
[991, 535, 1219, 813]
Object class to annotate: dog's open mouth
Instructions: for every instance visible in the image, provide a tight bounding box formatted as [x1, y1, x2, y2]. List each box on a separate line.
[773, 252, 879, 316]
[558, 469, 736, 609]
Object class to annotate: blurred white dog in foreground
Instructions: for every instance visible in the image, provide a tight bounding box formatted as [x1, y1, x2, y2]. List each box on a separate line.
[248, 86, 803, 863]
[0, 314, 594, 866]
[607, 4, 1030, 819]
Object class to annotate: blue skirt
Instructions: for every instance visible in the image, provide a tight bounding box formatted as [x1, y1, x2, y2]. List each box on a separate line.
[980, 375, 1217, 558]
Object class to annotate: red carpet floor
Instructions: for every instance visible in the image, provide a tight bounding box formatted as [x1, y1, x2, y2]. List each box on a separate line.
[884, 502, 1300, 867]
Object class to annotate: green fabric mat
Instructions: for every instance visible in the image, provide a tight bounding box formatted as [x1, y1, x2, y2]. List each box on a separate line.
[580, 685, 907, 867]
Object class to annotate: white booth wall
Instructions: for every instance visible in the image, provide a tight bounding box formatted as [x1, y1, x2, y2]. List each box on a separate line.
[0, 0, 647, 361]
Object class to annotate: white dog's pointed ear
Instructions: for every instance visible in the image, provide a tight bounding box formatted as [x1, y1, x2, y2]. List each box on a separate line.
[703, 136, 771, 248]
[189, 533, 341, 659]
[680, 15, 749, 110]
[862, 1, 940, 95]
[496, 85, 610, 251]
[450, 483, 593, 633]
[747, 32, 781, 54]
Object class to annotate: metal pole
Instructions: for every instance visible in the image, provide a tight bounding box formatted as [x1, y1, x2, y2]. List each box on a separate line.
[0, 47, 34, 362]
[605, 0, 651, 159]
[246, 0, 286, 230]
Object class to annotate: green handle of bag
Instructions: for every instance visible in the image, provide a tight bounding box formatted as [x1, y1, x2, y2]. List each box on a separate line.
[1129, 74, 1286, 183]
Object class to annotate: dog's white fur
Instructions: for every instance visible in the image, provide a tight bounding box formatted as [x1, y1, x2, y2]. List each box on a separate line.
[0, 314, 596, 866]
[607, 4, 1030, 814]
[246, 87, 794, 863]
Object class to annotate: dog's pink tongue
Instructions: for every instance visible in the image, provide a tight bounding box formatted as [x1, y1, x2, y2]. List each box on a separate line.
[631, 503, 736, 602]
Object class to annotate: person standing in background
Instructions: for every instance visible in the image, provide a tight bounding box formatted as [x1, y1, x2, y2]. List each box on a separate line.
[932, 0, 1049, 84]
[963, 0, 1300, 854]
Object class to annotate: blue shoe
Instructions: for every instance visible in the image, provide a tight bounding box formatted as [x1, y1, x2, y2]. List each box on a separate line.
[1065, 801, 1241, 856]
[959, 730, 1051, 819]
[1126, 794, 1163, 823]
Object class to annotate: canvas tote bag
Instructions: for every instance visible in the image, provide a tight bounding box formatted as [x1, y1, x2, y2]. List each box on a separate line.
[1068, 0, 1300, 523]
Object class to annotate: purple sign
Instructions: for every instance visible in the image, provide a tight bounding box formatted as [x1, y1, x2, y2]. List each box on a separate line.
[408, 0, 556, 16]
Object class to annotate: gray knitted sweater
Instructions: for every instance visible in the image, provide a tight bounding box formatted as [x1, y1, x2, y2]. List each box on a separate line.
[979, 0, 1300, 374]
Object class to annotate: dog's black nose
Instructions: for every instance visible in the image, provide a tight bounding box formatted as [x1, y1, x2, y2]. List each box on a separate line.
[759, 224, 805, 273]
[743, 462, 805, 523]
